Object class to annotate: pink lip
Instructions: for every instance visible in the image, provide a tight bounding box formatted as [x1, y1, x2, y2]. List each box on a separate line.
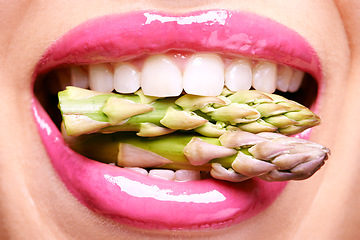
[32, 10, 321, 230]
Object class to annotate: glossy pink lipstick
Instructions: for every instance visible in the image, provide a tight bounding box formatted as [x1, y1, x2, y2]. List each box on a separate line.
[33, 10, 321, 230]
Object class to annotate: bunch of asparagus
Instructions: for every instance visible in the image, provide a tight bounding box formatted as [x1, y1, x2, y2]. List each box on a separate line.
[58, 86, 329, 182]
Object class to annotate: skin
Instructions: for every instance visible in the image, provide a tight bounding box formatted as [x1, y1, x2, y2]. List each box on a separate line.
[0, 0, 359, 239]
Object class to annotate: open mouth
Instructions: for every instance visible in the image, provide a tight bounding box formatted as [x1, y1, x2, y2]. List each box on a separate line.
[32, 10, 325, 230]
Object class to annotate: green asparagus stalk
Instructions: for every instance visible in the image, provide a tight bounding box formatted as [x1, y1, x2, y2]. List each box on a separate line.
[58, 87, 320, 137]
[68, 131, 329, 182]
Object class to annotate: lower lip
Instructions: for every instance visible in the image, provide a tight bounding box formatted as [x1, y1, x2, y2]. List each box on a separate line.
[33, 98, 287, 229]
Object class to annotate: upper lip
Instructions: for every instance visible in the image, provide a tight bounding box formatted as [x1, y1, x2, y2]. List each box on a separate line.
[32, 10, 322, 230]
[35, 10, 321, 82]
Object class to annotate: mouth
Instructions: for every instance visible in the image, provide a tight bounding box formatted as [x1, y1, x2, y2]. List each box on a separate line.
[32, 10, 323, 230]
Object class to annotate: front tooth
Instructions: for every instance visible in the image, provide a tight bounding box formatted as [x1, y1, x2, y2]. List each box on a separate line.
[276, 65, 293, 92]
[89, 64, 114, 92]
[141, 55, 182, 97]
[70, 66, 89, 89]
[149, 169, 175, 181]
[225, 59, 252, 91]
[114, 63, 140, 93]
[175, 170, 201, 182]
[183, 53, 224, 96]
[124, 167, 148, 176]
[252, 61, 277, 93]
[288, 70, 304, 92]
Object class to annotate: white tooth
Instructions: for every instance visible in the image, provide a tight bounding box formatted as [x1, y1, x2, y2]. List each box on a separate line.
[183, 53, 224, 96]
[276, 65, 293, 92]
[114, 62, 140, 93]
[225, 59, 252, 91]
[175, 170, 201, 182]
[70, 66, 89, 89]
[125, 167, 148, 176]
[252, 61, 277, 93]
[149, 169, 175, 181]
[141, 55, 182, 97]
[288, 70, 304, 92]
[89, 64, 114, 92]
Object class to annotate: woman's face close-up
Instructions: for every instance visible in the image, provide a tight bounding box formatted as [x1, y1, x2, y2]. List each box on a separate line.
[1, 0, 360, 239]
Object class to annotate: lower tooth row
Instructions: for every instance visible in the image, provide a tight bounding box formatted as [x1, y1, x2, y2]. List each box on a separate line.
[123, 167, 202, 182]
[63, 53, 304, 97]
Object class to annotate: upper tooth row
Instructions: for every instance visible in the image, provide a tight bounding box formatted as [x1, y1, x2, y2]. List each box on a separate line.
[68, 53, 304, 97]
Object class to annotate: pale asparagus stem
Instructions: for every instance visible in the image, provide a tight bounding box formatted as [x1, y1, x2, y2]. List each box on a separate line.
[68, 131, 329, 182]
[58, 87, 320, 137]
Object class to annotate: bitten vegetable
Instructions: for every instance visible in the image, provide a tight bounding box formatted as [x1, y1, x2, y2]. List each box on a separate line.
[58, 87, 328, 182]
[68, 131, 329, 182]
[58, 86, 320, 137]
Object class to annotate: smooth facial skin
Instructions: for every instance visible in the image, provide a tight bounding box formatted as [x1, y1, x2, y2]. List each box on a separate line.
[0, 0, 359, 239]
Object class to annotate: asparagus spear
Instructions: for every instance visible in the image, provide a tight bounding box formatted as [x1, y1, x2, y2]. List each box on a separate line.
[58, 87, 320, 137]
[59, 87, 327, 182]
[68, 131, 329, 182]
